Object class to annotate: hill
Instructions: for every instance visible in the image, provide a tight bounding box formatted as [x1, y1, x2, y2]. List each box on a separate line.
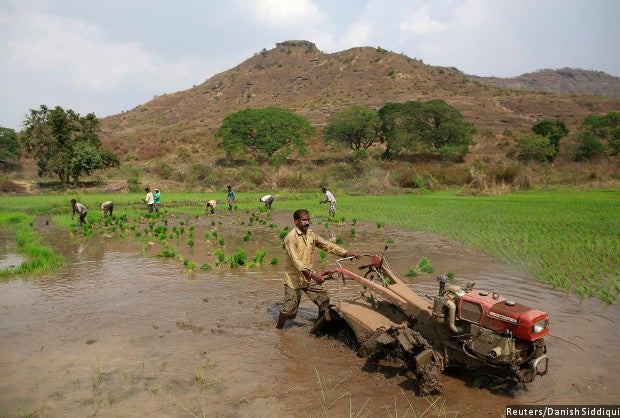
[7, 40, 619, 193]
[466, 68, 620, 98]
[99, 41, 619, 164]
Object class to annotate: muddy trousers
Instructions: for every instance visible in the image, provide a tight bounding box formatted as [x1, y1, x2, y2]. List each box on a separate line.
[277, 283, 330, 328]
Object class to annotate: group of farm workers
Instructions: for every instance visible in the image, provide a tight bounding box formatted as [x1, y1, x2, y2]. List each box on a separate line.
[72, 185, 346, 332]
[205, 186, 275, 214]
[69, 184, 288, 224]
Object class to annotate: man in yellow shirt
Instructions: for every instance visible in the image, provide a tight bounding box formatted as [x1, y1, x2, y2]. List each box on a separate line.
[276, 208, 360, 329]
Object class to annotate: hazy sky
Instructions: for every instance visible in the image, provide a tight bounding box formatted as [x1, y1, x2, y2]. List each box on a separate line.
[1, 0, 618, 131]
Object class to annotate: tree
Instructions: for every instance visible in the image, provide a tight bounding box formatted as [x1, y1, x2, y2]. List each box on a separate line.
[216, 107, 313, 163]
[20, 105, 119, 185]
[324, 106, 383, 153]
[573, 131, 605, 161]
[580, 111, 620, 156]
[531, 119, 569, 159]
[378, 100, 474, 161]
[378, 101, 423, 158]
[516, 133, 556, 163]
[0, 127, 21, 167]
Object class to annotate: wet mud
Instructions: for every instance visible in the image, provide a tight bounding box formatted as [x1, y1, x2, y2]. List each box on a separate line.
[0, 210, 618, 417]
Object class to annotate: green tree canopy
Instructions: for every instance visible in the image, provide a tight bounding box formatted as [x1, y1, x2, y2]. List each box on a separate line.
[580, 111, 620, 156]
[216, 107, 313, 163]
[531, 119, 569, 158]
[516, 133, 556, 163]
[20, 105, 119, 185]
[0, 127, 21, 167]
[378, 100, 474, 161]
[377, 101, 424, 158]
[323, 105, 383, 152]
[573, 131, 605, 161]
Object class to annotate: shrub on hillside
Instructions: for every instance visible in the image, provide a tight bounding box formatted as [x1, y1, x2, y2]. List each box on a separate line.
[573, 132, 605, 161]
[516, 133, 556, 163]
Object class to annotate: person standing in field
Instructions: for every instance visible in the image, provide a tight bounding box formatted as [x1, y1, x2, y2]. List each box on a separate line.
[153, 188, 161, 212]
[276, 208, 360, 330]
[206, 199, 217, 214]
[227, 185, 235, 211]
[100, 201, 114, 218]
[144, 187, 154, 213]
[320, 187, 336, 218]
[71, 199, 88, 226]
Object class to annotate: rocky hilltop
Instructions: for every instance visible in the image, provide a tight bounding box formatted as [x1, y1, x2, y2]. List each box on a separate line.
[467, 68, 620, 98]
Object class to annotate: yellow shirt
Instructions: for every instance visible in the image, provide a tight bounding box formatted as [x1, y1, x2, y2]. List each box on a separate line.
[283, 226, 348, 289]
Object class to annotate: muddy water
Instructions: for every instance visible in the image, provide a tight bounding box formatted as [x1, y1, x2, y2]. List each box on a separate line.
[0, 211, 618, 417]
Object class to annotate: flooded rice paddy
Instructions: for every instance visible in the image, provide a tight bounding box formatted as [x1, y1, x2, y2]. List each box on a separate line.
[0, 210, 618, 417]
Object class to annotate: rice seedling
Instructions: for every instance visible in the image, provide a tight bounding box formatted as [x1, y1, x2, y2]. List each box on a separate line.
[156, 243, 176, 258]
[214, 249, 226, 266]
[269, 257, 279, 265]
[227, 248, 247, 268]
[184, 260, 196, 274]
[319, 249, 327, 264]
[279, 227, 290, 239]
[251, 249, 266, 265]
[405, 257, 435, 277]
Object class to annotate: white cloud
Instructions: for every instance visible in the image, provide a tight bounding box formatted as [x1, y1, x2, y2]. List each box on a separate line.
[451, 0, 488, 28]
[252, 0, 324, 27]
[399, 5, 447, 35]
[339, 21, 373, 50]
[6, 12, 190, 92]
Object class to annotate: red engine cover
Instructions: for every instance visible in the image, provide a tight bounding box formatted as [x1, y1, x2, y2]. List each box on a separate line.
[458, 291, 549, 342]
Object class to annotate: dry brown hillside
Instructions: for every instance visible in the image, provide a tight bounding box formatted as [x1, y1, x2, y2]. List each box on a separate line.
[72, 41, 620, 191]
[100, 40, 620, 165]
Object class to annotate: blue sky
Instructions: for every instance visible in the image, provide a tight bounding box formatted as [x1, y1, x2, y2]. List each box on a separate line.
[1, 0, 618, 131]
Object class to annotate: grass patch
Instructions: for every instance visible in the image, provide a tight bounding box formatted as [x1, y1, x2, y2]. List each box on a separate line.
[0, 213, 65, 277]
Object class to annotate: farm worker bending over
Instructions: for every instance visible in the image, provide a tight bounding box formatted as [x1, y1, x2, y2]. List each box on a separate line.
[71, 199, 88, 226]
[260, 194, 274, 209]
[320, 187, 336, 218]
[101, 201, 114, 217]
[206, 200, 217, 214]
[276, 208, 360, 330]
